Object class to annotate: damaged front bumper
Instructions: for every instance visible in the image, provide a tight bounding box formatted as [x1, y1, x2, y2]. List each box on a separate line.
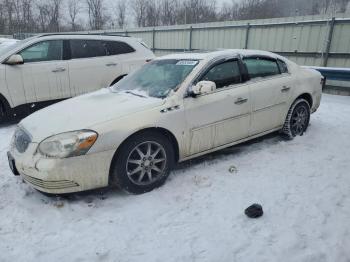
[8, 143, 115, 194]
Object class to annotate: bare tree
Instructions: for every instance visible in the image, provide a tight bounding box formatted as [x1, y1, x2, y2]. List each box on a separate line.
[4, 0, 14, 33]
[177, 0, 217, 24]
[68, 0, 81, 30]
[131, 0, 148, 27]
[114, 0, 127, 28]
[145, 0, 161, 26]
[86, 0, 107, 30]
[22, 0, 36, 32]
[0, 0, 6, 33]
[159, 0, 178, 26]
[0, 0, 350, 35]
[37, 2, 51, 32]
[48, 0, 62, 32]
[219, 0, 240, 21]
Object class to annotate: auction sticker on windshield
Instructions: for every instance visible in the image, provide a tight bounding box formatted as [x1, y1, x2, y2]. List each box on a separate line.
[176, 60, 198, 66]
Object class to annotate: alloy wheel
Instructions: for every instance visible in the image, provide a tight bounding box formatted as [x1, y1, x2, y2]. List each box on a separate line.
[126, 141, 167, 186]
[291, 105, 308, 136]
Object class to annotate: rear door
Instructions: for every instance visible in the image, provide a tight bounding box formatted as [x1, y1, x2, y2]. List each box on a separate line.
[243, 57, 293, 135]
[67, 39, 111, 95]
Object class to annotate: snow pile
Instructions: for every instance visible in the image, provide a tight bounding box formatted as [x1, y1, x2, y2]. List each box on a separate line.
[1, 94, 350, 262]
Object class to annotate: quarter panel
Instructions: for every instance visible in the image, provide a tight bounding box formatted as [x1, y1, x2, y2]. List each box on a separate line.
[0, 64, 14, 107]
[290, 67, 322, 111]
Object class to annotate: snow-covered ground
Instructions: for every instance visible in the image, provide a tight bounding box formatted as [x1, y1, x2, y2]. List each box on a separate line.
[1, 94, 350, 262]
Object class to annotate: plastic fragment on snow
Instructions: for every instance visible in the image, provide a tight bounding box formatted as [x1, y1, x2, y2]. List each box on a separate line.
[245, 204, 263, 218]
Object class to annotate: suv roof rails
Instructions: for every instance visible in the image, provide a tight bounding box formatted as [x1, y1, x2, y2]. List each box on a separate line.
[38, 33, 130, 38]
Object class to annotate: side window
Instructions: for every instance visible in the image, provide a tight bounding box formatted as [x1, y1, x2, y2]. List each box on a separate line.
[19, 40, 63, 63]
[102, 41, 135, 55]
[277, 59, 288, 73]
[70, 40, 107, 59]
[201, 60, 241, 89]
[244, 57, 280, 79]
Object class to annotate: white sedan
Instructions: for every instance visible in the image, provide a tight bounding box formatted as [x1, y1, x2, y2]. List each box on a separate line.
[8, 49, 323, 194]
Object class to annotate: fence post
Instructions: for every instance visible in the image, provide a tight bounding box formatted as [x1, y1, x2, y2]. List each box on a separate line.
[189, 26, 193, 51]
[323, 17, 336, 67]
[245, 23, 251, 49]
[152, 28, 156, 52]
[125, 30, 128, 36]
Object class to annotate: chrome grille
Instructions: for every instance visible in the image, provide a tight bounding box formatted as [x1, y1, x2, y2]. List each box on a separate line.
[22, 174, 79, 190]
[14, 128, 31, 153]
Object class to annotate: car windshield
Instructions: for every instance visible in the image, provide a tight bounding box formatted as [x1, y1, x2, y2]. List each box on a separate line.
[112, 59, 199, 98]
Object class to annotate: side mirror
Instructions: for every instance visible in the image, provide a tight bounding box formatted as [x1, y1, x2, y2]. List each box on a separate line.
[5, 54, 24, 65]
[189, 81, 216, 97]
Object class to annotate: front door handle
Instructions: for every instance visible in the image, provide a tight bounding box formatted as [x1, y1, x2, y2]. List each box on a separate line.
[281, 86, 291, 92]
[106, 62, 117, 67]
[235, 97, 248, 105]
[52, 67, 66, 73]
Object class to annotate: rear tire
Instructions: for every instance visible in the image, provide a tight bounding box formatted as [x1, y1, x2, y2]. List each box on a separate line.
[281, 98, 311, 139]
[110, 131, 175, 194]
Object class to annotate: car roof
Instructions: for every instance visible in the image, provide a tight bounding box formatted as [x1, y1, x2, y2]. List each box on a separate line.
[156, 49, 286, 61]
[32, 33, 139, 43]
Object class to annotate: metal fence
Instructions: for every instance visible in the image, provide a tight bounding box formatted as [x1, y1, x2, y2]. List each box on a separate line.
[62, 14, 349, 68]
[12, 14, 350, 68]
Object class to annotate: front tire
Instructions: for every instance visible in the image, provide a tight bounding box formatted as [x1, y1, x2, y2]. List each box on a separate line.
[0, 101, 9, 123]
[110, 131, 175, 194]
[281, 98, 311, 139]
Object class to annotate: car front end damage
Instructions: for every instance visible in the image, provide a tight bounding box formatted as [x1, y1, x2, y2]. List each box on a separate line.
[8, 127, 113, 194]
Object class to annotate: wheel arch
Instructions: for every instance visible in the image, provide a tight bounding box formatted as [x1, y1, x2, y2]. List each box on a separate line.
[296, 93, 313, 108]
[0, 93, 11, 114]
[110, 74, 127, 86]
[108, 127, 180, 183]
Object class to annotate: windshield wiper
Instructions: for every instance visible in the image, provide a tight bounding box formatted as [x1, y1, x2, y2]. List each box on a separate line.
[124, 91, 147, 98]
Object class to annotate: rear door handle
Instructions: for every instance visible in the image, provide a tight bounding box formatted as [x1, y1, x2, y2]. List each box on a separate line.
[52, 67, 66, 73]
[281, 86, 291, 92]
[106, 63, 117, 67]
[235, 97, 248, 105]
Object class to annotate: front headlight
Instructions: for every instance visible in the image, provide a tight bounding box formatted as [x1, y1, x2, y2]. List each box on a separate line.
[38, 130, 98, 158]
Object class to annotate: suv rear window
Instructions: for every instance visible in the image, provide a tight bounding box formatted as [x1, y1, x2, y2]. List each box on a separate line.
[70, 40, 106, 59]
[102, 41, 135, 55]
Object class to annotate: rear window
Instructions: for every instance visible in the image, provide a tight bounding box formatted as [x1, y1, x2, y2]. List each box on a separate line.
[70, 40, 106, 59]
[244, 57, 280, 79]
[102, 41, 135, 55]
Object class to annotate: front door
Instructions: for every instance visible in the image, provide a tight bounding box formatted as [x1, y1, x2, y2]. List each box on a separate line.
[6, 40, 70, 106]
[184, 59, 251, 156]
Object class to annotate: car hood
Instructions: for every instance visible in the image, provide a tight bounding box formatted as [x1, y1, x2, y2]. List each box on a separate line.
[20, 88, 165, 142]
